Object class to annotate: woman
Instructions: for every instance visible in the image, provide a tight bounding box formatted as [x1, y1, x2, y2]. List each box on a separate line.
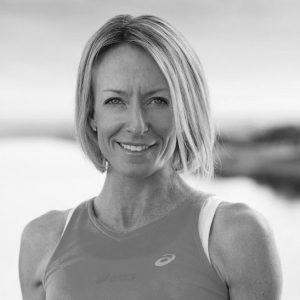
[19, 15, 282, 299]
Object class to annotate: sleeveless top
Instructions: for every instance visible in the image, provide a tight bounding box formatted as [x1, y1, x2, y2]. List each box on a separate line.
[43, 196, 229, 300]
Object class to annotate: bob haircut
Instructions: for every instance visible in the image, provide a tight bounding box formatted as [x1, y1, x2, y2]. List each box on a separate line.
[75, 14, 215, 178]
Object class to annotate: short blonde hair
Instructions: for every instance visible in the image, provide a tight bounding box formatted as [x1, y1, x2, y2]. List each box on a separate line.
[75, 14, 215, 178]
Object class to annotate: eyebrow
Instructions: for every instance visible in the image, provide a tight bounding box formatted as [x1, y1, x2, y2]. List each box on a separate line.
[101, 88, 169, 97]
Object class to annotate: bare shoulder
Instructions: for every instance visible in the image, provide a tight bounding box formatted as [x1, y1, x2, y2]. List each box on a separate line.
[19, 209, 69, 299]
[210, 202, 282, 300]
[213, 201, 273, 242]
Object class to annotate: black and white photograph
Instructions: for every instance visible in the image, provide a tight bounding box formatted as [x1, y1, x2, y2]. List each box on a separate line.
[1, 0, 299, 299]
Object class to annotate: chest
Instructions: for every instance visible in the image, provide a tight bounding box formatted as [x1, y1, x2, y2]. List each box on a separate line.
[45, 244, 224, 300]
[44, 200, 228, 300]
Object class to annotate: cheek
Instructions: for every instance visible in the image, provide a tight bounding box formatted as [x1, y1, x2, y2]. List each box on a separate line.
[151, 110, 175, 138]
[94, 111, 121, 152]
[96, 109, 120, 135]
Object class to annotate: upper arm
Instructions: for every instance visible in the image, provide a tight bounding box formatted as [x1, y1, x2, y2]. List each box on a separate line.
[210, 202, 282, 300]
[19, 210, 67, 300]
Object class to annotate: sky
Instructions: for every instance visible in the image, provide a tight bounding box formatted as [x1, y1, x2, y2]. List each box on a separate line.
[1, 0, 300, 133]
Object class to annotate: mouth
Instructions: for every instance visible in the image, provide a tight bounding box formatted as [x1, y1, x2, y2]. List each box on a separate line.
[116, 142, 156, 153]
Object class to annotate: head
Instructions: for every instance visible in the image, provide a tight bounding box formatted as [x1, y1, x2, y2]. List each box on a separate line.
[75, 14, 215, 178]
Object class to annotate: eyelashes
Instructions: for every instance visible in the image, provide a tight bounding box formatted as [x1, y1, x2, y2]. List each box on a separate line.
[104, 97, 123, 105]
[104, 97, 169, 106]
[151, 97, 168, 105]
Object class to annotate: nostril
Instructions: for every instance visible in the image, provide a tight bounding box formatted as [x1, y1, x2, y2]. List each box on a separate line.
[126, 124, 149, 134]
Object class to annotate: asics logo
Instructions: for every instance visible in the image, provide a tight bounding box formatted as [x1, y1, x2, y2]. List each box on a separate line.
[154, 253, 176, 267]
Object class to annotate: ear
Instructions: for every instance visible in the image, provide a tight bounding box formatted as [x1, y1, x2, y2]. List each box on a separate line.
[89, 117, 97, 132]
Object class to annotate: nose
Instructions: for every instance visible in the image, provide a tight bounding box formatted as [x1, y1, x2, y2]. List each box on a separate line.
[126, 102, 149, 135]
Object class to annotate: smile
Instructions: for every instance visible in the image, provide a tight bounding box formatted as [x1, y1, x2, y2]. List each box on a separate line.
[117, 142, 156, 153]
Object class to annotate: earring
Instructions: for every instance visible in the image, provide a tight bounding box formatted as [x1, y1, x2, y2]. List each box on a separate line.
[90, 118, 97, 132]
[99, 157, 108, 172]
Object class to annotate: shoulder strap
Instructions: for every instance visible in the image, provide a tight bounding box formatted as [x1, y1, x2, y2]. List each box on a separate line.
[198, 196, 222, 264]
[61, 207, 76, 238]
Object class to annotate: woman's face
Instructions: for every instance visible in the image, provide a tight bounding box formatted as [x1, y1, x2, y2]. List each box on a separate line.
[91, 43, 176, 178]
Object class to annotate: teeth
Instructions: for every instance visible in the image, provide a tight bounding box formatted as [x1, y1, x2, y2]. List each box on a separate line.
[120, 143, 150, 152]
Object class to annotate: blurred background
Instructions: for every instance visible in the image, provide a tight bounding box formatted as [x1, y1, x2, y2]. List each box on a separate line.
[1, 0, 299, 299]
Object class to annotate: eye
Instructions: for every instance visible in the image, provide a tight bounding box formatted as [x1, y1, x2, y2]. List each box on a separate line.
[104, 97, 123, 105]
[150, 97, 169, 105]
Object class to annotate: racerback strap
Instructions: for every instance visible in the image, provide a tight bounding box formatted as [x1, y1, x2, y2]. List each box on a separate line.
[61, 207, 76, 238]
[198, 197, 222, 265]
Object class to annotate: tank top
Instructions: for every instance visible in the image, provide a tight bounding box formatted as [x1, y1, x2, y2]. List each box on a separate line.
[43, 196, 229, 300]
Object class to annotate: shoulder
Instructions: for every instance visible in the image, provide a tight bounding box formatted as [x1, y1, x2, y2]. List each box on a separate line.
[210, 202, 282, 299]
[21, 209, 68, 236]
[211, 202, 276, 256]
[19, 209, 69, 297]
[213, 201, 272, 241]
[20, 209, 69, 252]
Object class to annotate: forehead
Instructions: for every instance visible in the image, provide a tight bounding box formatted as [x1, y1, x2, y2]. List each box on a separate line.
[92, 43, 169, 91]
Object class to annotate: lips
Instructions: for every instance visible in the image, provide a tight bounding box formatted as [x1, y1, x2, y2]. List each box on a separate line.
[116, 142, 156, 153]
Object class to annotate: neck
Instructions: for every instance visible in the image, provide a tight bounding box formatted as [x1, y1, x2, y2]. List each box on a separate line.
[93, 166, 193, 232]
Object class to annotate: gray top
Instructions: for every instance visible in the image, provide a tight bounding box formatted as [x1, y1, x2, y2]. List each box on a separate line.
[43, 197, 229, 300]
